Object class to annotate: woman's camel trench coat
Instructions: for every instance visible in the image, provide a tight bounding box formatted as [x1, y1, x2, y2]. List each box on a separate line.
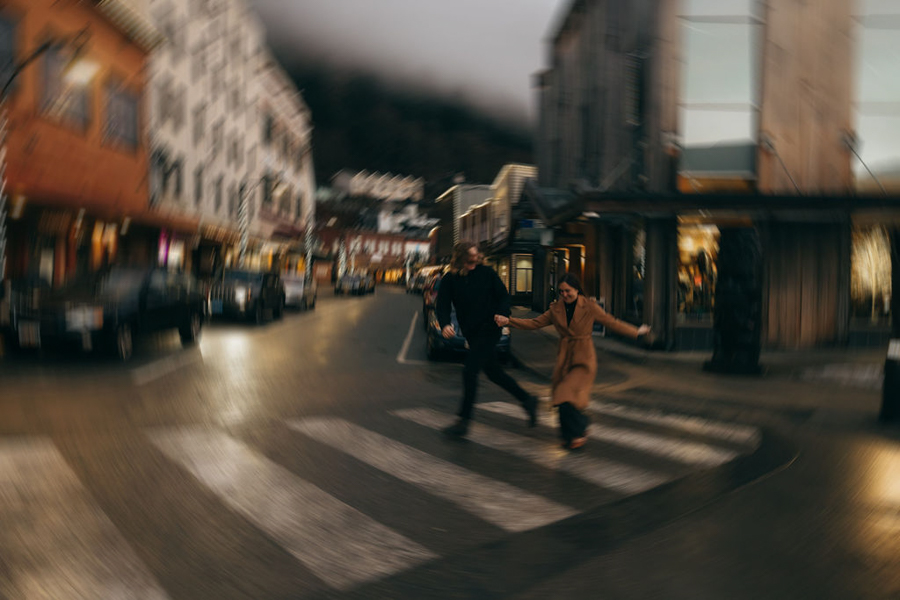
[508, 295, 640, 411]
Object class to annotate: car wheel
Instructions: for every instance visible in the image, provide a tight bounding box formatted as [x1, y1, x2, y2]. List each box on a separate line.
[115, 323, 133, 361]
[253, 303, 265, 325]
[310, 295, 316, 309]
[274, 298, 284, 320]
[300, 298, 308, 311]
[180, 312, 202, 346]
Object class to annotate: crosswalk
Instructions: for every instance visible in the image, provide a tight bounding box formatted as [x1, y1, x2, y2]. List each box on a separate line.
[0, 402, 760, 598]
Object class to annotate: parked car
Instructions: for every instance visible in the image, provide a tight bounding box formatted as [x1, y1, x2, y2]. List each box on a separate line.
[282, 274, 317, 310]
[421, 270, 444, 329]
[7, 266, 205, 360]
[209, 270, 285, 323]
[362, 273, 375, 295]
[425, 307, 511, 362]
[335, 274, 360, 295]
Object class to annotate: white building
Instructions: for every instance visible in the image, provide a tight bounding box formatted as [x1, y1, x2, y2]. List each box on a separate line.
[332, 170, 424, 202]
[144, 0, 314, 273]
[257, 54, 316, 238]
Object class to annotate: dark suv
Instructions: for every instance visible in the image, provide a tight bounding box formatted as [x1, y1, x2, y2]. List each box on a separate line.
[8, 266, 206, 360]
[209, 270, 285, 323]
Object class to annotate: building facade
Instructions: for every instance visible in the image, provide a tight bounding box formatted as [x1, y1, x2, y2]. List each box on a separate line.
[1, 0, 161, 291]
[532, 0, 900, 350]
[144, 0, 315, 277]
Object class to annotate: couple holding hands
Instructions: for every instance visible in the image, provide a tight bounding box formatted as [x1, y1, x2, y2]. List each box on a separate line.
[437, 241, 650, 450]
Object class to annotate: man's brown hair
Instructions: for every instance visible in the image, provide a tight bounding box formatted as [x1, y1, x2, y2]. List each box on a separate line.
[451, 240, 479, 274]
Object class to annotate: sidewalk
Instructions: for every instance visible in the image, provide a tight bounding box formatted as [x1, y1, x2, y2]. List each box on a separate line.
[508, 307, 890, 426]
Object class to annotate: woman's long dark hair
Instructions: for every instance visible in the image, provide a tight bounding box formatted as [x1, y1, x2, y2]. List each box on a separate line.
[558, 273, 585, 296]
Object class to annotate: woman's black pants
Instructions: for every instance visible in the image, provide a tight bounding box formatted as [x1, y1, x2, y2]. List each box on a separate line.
[558, 402, 590, 443]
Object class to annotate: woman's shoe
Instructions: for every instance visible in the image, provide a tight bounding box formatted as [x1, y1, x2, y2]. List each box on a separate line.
[568, 437, 587, 450]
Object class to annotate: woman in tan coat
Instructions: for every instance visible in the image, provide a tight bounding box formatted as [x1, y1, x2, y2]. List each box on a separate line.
[495, 274, 650, 450]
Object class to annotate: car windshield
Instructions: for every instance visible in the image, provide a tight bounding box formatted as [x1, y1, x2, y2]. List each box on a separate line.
[97, 268, 148, 298]
[224, 271, 262, 284]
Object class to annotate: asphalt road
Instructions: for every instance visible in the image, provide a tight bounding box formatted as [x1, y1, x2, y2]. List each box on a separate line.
[0, 286, 777, 599]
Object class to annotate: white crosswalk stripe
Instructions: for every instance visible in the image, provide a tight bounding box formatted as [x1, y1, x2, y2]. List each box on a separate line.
[287, 417, 579, 532]
[393, 407, 670, 495]
[147, 427, 437, 591]
[0, 438, 169, 600]
[476, 402, 740, 467]
[0, 401, 760, 597]
[588, 401, 761, 446]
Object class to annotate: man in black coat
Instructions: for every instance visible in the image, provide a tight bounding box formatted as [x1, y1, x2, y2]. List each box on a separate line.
[436, 241, 537, 437]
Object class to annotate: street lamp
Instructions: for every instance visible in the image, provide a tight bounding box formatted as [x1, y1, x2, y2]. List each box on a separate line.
[1, 28, 92, 281]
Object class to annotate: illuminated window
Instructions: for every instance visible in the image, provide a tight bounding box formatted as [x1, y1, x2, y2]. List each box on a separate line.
[851, 225, 891, 323]
[41, 46, 92, 130]
[676, 223, 720, 322]
[514, 255, 533, 294]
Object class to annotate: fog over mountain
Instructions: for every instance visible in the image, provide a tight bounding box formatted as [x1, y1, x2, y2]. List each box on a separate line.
[248, 0, 565, 191]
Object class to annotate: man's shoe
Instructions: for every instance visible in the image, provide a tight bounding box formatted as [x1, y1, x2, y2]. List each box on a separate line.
[525, 396, 538, 428]
[442, 419, 469, 438]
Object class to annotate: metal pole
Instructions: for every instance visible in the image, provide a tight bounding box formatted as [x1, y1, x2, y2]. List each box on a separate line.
[304, 221, 314, 280]
[238, 184, 249, 267]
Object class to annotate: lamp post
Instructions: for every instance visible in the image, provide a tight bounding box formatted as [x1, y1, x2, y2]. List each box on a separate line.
[0, 28, 91, 281]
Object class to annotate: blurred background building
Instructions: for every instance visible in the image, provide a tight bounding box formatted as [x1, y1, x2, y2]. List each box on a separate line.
[514, 0, 900, 351]
[1, 0, 161, 289]
[0, 0, 317, 311]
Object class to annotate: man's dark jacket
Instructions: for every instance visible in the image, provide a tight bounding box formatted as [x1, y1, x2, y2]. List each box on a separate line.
[436, 264, 511, 340]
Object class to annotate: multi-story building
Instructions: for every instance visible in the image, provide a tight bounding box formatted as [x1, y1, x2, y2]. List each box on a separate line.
[528, 0, 900, 350]
[257, 53, 316, 272]
[455, 164, 541, 305]
[144, 0, 315, 276]
[1, 0, 161, 290]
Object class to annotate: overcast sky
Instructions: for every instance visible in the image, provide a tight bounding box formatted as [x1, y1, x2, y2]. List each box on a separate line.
[248, 0, 900, 172]
[248, 0, 569, 125]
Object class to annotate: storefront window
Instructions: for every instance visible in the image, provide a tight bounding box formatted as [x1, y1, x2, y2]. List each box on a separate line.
[851, 225, 891, 323]
[677, 224, 720, 322]
[632, 229, 646, 319]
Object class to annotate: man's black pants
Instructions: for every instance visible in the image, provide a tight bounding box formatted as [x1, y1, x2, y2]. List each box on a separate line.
[459, 334, 532, 421]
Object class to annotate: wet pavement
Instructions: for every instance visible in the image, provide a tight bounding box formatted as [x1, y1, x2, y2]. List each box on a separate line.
[0, 286, 896, 598]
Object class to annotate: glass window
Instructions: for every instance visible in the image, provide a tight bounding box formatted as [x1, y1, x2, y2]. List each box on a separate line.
[676, 223, 720, 322]
[0, 15, 16, 96]
[853, 1, 900, 191]
[514, 255, 533, 294]
[851, 225, 891, 323]
[41, 46, 92, 130]
[194, 166, 203, 206]
[679, 2, 761, 151]
[215, 176, 224, 214]
[105, 83, 139, 150]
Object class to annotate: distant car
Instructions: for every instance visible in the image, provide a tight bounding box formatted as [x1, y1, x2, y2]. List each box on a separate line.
[8, 266, 205, 361]
[335, 274, 361, 296]
[209, 270, 285, 323]
[362, 273, 375, 295]
[282, 274, 317, 310]
[425, 308, 510, 362]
